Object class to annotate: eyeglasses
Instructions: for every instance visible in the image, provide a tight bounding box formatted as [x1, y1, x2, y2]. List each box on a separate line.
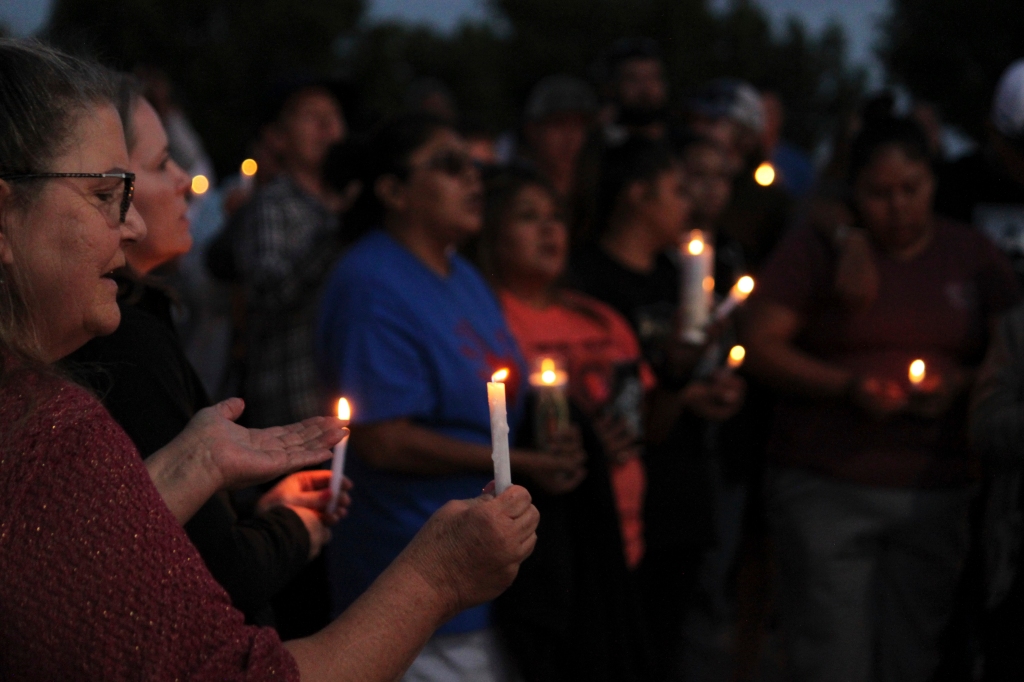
[413, 151, 478, 178]
[0, 172, 136, 224]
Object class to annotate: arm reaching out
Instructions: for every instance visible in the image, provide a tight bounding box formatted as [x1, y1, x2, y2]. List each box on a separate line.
[146, 397, 346, 524]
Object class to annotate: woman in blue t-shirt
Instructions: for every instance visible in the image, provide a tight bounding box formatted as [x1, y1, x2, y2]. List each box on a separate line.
[317, 114, 585, 682]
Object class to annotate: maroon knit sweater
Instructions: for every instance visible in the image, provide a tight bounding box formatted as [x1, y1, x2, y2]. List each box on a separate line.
[0, 369, 301, 680]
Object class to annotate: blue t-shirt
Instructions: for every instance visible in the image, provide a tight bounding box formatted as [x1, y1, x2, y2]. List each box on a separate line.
[316, 230, 526, 634]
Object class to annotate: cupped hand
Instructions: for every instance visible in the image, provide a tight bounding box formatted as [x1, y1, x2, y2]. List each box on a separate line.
[288, 505, 333, 561]
[850, 376, 908, 420]
[906, 368, 967, 420]
[514, 427, 587, 495]
[176, 397, 345, 492]
[399, 485, 539, 618]
[682, 369, 746, 421]
[257, 469, 353, 525]
[593, 413, 642, 465]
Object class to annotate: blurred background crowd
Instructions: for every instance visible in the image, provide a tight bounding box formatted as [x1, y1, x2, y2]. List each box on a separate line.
[6, 0, 1024, 680]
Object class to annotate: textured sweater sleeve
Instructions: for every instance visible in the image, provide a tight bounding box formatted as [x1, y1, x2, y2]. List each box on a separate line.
[0, 377, 300, 681]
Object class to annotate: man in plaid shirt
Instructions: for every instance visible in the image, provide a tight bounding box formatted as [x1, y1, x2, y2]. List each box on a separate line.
[235, 81, 346, 427]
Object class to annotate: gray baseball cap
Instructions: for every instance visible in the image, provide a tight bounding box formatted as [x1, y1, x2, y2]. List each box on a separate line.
[525, 74, 597, 121]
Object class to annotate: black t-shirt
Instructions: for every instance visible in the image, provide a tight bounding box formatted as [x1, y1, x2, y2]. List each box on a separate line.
[568, 245, 715, 550]
[63, 282, 309, 623]
[936, 150, 1024, 282]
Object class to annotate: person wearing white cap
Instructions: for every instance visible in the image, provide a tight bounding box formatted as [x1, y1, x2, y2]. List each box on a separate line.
[935, 58, 1024, 281]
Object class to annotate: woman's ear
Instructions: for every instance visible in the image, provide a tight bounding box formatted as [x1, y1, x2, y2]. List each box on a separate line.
[0, 181, 17, 266]
[375, 174, 406, 213]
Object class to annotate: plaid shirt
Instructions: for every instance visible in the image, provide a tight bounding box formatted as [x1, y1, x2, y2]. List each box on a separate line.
[235, 175, 340, 427]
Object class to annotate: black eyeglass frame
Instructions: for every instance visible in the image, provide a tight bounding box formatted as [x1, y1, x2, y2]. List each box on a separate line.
[0, 172, 136, 224]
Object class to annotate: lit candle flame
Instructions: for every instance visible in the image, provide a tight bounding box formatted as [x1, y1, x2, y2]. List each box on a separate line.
[909, 359, 926, 385]
[191, 174, 210, 195]
[688, 237, 705, 256]
[337, 397, 351, 421]
[491, 368, 509, 383]
[728, 345, 746, 369]
[540, 358, 557, 385]
[754, 162, 776, 187]
[736, 276, 755, 296]
[241, 158, 258, 176]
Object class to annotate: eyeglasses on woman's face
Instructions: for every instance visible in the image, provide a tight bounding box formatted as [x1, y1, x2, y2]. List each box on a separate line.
[0, 171, 136, 224]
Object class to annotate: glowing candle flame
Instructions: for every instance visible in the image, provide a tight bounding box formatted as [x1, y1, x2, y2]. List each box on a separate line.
[688, 237, 705, 256]
[539, 358, 556, 385]
[909, 359, 926, 385]
[241, 158, 258, 176]
[492, 368, 509, 383]
[737, 276, 755, 295]
[728, 345, 746, 369]
[754, 162, 776, 187]
[337, 397, 351, 421]
[191, 174, 210, 195]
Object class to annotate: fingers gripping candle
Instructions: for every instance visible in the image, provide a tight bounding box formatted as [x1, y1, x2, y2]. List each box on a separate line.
[328, 398, 351, 516]
[488, 369, 512, 494]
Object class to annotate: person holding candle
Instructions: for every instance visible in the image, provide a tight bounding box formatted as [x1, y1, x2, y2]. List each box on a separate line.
[62, 73, 344, 626]
[568, 135, 745, 680]
[0, 39, 540, 681]
[317, 113, 583, 681]
[474, 165, 658, 681]
[744, 115, 1020, 682]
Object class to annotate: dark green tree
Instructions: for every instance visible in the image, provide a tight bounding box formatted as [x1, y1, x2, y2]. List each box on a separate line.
[46, 0, 363, 175]
[882, 0, 1024, 138]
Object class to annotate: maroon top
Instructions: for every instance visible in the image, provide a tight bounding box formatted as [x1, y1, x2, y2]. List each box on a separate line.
[0, 369, 300, 681]
[757, 220, 1020, 487]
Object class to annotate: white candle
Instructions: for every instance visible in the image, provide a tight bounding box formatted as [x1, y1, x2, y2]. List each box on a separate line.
[327, 397, 351, 516]
[680, 229, 715, 344]
[488, 368, 512, 494]
[713, 275, 755, 323]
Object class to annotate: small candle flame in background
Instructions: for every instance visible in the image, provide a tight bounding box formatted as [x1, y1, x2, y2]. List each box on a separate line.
[909, 359, 926, 385]
[688, 230, 705, 256]
[754, 162, 776, 187]
[736, 276, 755, 296]
[728, 345, 746, 369]
[492, 368, 510, 383]
[191, 174, 210, 195]
[337, 397, 351, 421]
[240, 158, 258, 176]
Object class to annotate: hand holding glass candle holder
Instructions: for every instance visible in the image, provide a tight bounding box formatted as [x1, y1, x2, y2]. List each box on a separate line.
[488, 369, 513, 494]
[713, 276, 755, 323]
[327, 398, 351, 516]
[528, 357, 570, 451]
[679, 230, 715, 344]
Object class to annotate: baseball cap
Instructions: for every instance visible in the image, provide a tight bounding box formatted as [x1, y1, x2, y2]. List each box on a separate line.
[525, 74, 597, 121]
[992, 59, 1024, 139]
[689, 79, 765, 134]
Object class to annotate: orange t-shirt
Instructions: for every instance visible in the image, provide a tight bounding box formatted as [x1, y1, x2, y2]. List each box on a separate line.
[501, 289, 656, 568]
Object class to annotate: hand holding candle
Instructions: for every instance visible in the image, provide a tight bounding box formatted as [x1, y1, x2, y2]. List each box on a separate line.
[327, 398, 351, 516]
[488, 369, 513, 494]
[713, 276, 755, 323]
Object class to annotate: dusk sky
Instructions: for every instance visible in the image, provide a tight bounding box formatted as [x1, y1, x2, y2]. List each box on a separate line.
[2, 0, 888, 80]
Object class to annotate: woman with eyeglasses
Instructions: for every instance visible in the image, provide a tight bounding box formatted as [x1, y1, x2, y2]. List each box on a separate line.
[317, 114, 585, 681]
[61, 74, 342, 626]
[0, 40, 538, 681]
